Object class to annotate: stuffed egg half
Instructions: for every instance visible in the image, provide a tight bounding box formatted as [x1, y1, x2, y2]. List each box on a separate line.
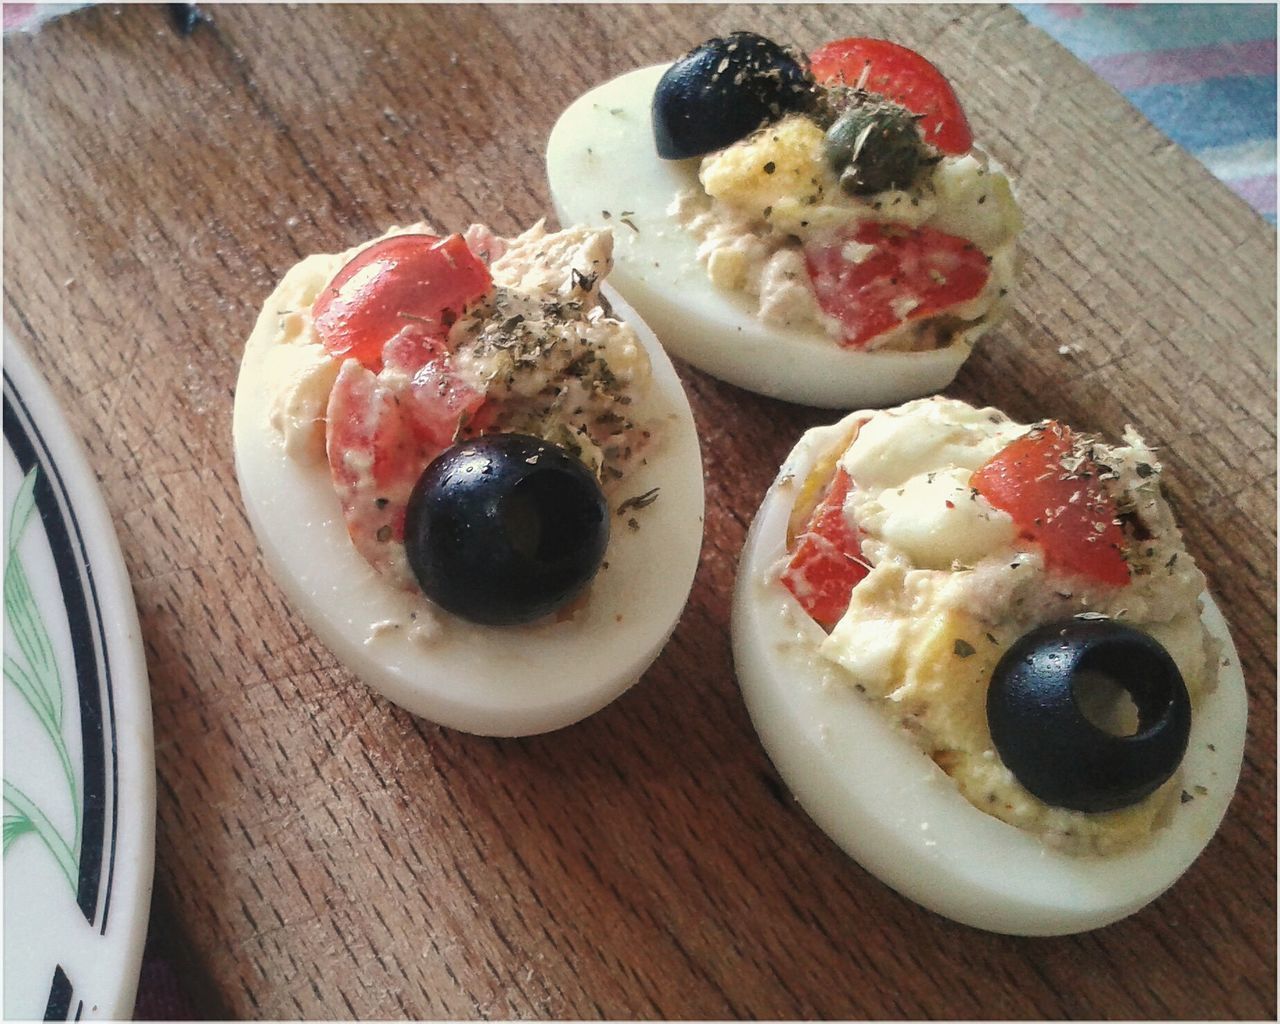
[547, 38, 1020, 409]
[732, 400, 1246, 934]
[234, 223, 704, 736]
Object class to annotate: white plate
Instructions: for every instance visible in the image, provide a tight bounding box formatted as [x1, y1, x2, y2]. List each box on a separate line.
[3, 335, 155, 1019]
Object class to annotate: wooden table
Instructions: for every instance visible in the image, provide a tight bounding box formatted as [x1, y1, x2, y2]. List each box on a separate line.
[5, 4, 1275, 1018]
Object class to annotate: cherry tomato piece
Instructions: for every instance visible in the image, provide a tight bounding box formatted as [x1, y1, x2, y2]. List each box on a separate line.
[803, 223, 990, 349]
[810, 37, 973, 155]
[312, 233, 492, 372]
[326, 328, 486, 575]
[971, 422, 1130, 587]
[782, 468, 869, 628]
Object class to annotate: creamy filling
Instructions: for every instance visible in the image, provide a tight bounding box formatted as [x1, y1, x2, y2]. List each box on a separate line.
[810, 398, 1217, 855]
[251, 221, 660, 607]
[257, 221, 656, 485]
[672, 115, 1021, 349]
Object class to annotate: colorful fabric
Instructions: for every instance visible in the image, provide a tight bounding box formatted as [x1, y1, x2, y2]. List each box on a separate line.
[1019, 3, 1277, 223]
[2, 3, 89, 32]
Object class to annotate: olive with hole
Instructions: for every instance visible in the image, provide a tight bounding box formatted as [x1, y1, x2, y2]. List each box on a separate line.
[652, 31, 816, 160]
[404, 434, 609, 626]
[824, 99, 924, 195]
[986, 619, 1191, 813]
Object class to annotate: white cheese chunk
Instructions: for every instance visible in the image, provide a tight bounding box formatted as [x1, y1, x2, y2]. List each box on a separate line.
[839, 397, 1026, 490]
[821, 610, 908, 691]
[264, 340, 341, 465]
[867, 467, 1017, 570]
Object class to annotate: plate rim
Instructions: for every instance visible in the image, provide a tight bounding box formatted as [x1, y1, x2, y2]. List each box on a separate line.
[3, 333, 156, 1019]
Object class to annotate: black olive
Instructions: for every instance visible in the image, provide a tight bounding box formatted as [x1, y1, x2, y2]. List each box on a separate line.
[652, 31, 817, 160]
[404, 434, 609, 626]
[986, 620, 1191, 813]
[824, 100, 924, 195]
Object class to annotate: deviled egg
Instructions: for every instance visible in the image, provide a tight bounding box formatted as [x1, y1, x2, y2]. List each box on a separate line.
[548, 34, 1020, 407]
[732, 398, 1246, 934]
[234, 222, 704, 736]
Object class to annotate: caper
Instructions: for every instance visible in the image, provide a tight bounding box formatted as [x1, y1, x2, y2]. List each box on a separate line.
[824, 101, 924, 196]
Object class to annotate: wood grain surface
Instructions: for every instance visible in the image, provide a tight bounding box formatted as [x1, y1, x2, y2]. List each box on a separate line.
[4, 4, 1275, 1019]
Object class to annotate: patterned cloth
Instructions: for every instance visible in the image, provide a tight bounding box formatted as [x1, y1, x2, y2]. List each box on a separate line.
[1, 3, 87, 31]
[1018, 3, 1277, 223]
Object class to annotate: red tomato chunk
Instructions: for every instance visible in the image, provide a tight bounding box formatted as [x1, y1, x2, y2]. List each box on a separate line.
[809, 37, 973, 155]
[312, 233, 492, 372]
[971, 422, 1130, 588]
[325, 329, 485, 575]
[804, 223, 990, 349]
[782, 469, 870, 628]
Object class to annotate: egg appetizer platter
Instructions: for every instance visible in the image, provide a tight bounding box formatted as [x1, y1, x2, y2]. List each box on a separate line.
[231, 26, 1249, 942]
[8, 0, 1274, 1017]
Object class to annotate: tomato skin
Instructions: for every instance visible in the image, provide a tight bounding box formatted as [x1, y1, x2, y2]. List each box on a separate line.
[971, 423, 1131, 587]
[782, 469, 869, 628]
[312, 233, 492, 372]
[803, 222, 990, 348]
[810, 37, 973, 155]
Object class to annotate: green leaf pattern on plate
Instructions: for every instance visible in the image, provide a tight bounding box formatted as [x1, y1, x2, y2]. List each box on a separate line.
[3, 467, 81, 893]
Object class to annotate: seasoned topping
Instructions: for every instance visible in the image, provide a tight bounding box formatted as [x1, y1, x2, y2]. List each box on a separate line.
[487, 221, 613, 307]
[450, 251, 652, 488]
[273, 223, 656, 592]
[785, 398, 1214, 853]
[659, 33, 1015, 352]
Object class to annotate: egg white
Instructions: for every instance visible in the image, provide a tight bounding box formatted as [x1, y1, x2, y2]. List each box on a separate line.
[731, 413, 1248, 935]
[547, 65, 975, 409]
[234, 260, 705, 737]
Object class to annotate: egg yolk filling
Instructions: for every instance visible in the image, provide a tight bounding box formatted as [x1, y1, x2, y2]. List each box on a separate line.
[669, 79, 1021, 351]
[262, 222, 658, 592]
[781, 398, 1218, 855]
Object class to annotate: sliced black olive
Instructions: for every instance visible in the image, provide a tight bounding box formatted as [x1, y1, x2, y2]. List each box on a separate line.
[404, 434, 609, 626]
[824, 99, 924, 195]
[652, 31, 816, 160]
[986, 620, 1191, 813]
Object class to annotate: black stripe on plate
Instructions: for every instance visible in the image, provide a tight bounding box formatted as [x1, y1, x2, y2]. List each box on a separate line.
[42, 966, 72, 1021]
[3, 375, 118, 932]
